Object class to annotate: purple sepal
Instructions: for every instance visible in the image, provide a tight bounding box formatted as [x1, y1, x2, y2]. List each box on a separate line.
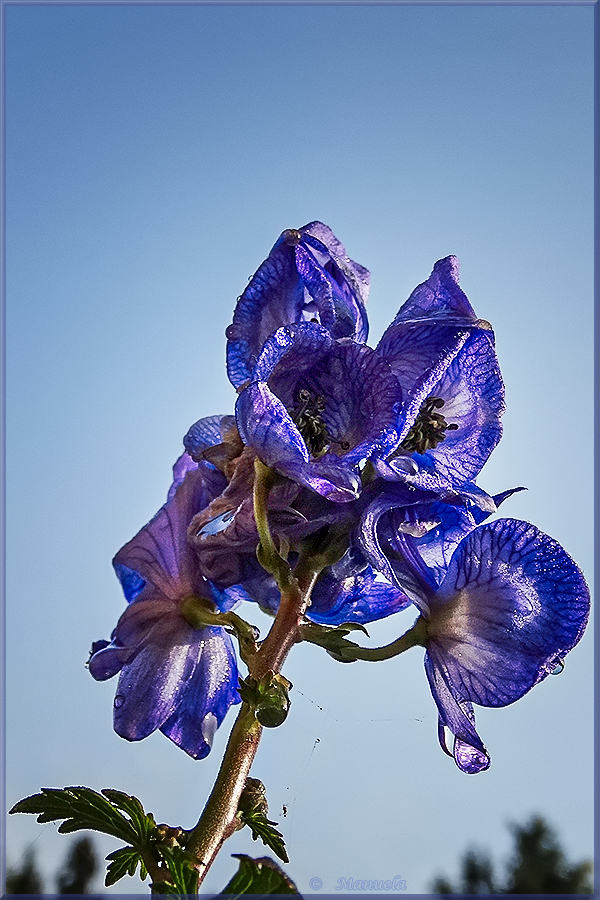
[423, 518, 590, 772]
[386, 256, 478, 327]
[226, 223, 369, 389]
[236, 324, 401, 501]
[377, 259, 504, 491]
[90, 462, 240, 757]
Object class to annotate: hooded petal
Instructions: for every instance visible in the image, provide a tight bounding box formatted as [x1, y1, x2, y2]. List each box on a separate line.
[236, 324, 401, 501]
[226, 223, 369, 388]
[377, 259, 504, 491]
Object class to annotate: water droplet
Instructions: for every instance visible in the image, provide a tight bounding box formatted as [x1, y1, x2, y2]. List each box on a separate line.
[551, 659, 564, 676]
[114, 694, 125, 709]
[197, 506, 240, 539]
[225, 324, 237, 340]
[201, 712, 218, 748]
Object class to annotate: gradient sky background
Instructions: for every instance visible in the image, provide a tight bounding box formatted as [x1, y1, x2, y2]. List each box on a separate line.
[4, 3, 595, 895]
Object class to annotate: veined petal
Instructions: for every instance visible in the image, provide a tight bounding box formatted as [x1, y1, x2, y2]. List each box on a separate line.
[113, 621, 239, 758]
[428, 519, 590, 708]
[226, 224, 369, 388]
[308, 566, 411, 625]
[425, 649, 490, 774]
[159, 627, 240, 759]
[410, 331, 504, 488]
[113, 462, 227, 603]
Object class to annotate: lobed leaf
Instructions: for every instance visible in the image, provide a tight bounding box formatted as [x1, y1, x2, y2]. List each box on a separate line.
[10, 787, 140, 844]
[243, 810, 289, 863]
[156, 844, 200, 894]
[220, 854, 299, 896]
[105, 846, 148, 887]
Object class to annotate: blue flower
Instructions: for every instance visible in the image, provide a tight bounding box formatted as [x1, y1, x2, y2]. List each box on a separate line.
[375, 256, 505, 492]
[89, 456, 240, 759]
[226, 222, 370, 390]
[365, 510, 590, 772]
[235, 322, 402, 501]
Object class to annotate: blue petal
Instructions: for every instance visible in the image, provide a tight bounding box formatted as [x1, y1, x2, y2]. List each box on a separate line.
[183, 414, 236, 459]
[308, 566, 411, 625]
[428, 518, 590, 708]
[377, 259, 503, 491]
[113, 562, 146, 604]
[236, 325, 401, 500]
[409, 331, 504, 488]
[226, 224, 370, 389]
[113, 462, 227, 602]
[112, 620, 239, 758]
[236, 378, 359, 502]
[425, 650, 490, 773]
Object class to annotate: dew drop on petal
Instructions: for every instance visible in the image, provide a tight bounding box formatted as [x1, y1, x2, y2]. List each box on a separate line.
[551, 659, 565, 676]
[197, 506, 240, 539]
[114, 694, 125, 709]
[389, 456, 418, 476]
[201, 712, 218, 748]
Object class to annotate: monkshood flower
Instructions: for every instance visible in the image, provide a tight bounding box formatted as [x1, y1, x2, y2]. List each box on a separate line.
[362, 506, 589, 773]
[229, 231, 504, 504]
[375, 256, 505, 493]
[226, 222, 370, 391]
[89, 457, 241, 760]
[235, 322, 402, 500]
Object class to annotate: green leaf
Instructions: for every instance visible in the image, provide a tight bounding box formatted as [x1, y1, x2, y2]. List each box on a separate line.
[155, 845, 199, 894]
[243, 810, 289, 864]
[220, 855, 300, 896]
[10, 787, 142, 844]
[102, 788, 157, 841]
[105, 846, 148, 887]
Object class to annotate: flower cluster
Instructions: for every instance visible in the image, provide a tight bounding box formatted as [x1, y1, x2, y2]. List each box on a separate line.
[90, 222, 589, 772]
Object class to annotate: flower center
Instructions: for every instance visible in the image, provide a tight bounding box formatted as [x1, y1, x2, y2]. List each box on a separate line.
[401, 396, 458, 454]
[291, 388, 349, 458]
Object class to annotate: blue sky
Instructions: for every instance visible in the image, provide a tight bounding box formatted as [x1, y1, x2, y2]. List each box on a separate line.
[4, 3, 595, 895]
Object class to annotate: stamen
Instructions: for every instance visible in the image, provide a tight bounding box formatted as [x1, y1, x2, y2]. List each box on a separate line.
[401, 397, 458, 454]
[290, 389, 348, 457]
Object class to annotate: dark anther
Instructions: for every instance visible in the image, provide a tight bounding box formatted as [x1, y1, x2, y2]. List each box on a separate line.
[401, 396, 458, 454]
[290, 389, 344, 458]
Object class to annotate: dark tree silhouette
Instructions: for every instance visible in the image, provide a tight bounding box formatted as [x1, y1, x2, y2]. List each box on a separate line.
[431, 815, 593, 895]
[5, 836, 99, 895]
[55, 836, 99, 894]
[5, 847, 44, 895]
[505, 817, 593, 894]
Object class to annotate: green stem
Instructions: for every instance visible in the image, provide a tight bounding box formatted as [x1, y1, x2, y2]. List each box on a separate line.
[187, 461, 325, 886]
[302, 616, 428, 662]
[186, 703, 262, 885]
